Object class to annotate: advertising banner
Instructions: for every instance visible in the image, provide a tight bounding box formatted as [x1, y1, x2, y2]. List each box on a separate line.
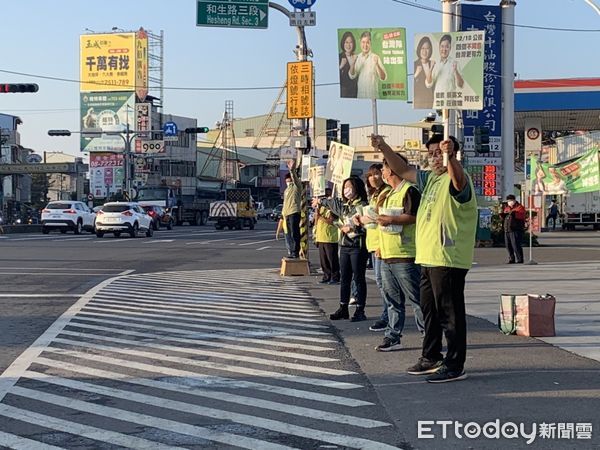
[461, 4, 502, 152]
[80, 92, 135, 152]
[326, 142, 354, 193]
[135, 28, 149, 101]
[80, 33, 136, 92]
[531, 148, 600, 195]
[89, 153, 125, 198]
[413, 30, 485, 110]
[309, 166, 325, 197]
[337, 28, 407, 100]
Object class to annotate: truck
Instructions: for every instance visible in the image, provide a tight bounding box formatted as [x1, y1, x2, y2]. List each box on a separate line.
[209, 188, 257, 230]
[135, 185, 216, 226]
[561, 191, 600, 230]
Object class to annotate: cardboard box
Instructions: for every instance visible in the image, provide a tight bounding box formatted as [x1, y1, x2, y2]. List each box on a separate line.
[500, 294, 556, 337]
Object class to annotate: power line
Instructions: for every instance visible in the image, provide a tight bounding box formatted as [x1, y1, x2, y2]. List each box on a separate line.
[390, 0, 600, 33]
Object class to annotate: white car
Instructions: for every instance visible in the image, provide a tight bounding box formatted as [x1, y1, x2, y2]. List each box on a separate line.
[41, 201, 96, 235]
[95, 202, 153, 238]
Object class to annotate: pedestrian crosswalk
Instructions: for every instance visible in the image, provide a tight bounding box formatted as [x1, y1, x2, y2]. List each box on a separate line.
[0, 269, 402, 449]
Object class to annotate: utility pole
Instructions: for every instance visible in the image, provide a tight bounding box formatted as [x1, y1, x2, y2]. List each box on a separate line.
[501, 0, 516, 199]
[441, 0, 456, 141]
[269, 1, 313, 260]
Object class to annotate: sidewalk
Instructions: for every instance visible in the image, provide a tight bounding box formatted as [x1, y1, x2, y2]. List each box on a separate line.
[302, 234, 600, 449]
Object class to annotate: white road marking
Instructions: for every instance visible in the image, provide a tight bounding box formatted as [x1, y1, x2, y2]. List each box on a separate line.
[19, 375, 395, 449]
[42, 347, 367, 406]
[66, 321, 337, 361]
[89, 297, 323, 323]
[0, 403, 184, 450]
[238, 238, 277, 246]
[76, 310, 335, 343]
[144, 239, 175, 243]
[68, 315, 335, 351]
[11, 386, 294, 450]
[0, 428, 64, 450]
[117, 269, 135, 276]
[185, 238, 228, 245]
[0, 274, 121, 403]
[58, 329, 349, 375]
[91, 293, 321, 317]
[31, 362, 384, 427]
[52, 337, 361, 389]
[257, 246, 271, 250]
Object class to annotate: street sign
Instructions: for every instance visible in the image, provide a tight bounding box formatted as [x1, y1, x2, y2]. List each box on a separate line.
[0, 163, 85, 175]
[288, 0, 316, 10]
[87, 193, 94, 201]
[163, 121, 178, 137]
[25, 154, 43, 164]
[286, 61, 314, 120]
[289, 11, 316, 27]
[196, 0, 268, 29]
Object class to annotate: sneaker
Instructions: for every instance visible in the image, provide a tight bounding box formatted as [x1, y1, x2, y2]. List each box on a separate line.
[426, 366, 468, 383]
[350, 309, 367, 322]
[328, 280, 340, 285]
[407, 358, 443, 375]
[318, 279, 330, 284]
[349, 297, 358, 305]
[369, 320, 387, 332]
[329, 305, 349, 320]
[375, 337, 402, 352]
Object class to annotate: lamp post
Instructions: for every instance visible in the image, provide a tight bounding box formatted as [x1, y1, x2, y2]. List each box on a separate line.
[49, 126, 138, 199]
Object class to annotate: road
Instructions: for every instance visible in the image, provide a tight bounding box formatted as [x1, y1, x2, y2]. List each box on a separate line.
[0, 222, 404, 449]
[0, 225, 598, 449]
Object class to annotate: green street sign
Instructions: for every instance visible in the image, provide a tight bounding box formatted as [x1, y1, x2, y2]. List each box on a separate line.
[197, 0, 269, 29]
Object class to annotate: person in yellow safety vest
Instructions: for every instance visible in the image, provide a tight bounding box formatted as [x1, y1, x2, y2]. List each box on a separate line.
[314, 188, 340, 284]
[282, 159, 302, 258]
[355, 164, 393, 332]
[372, 155, 424, 352]
[372, 134, 477, 383]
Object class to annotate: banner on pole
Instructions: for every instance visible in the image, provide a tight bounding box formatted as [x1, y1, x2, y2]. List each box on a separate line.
[413, 31, 485, 110]
[326, 142, 354, 193]
[531, 148, 600, 195]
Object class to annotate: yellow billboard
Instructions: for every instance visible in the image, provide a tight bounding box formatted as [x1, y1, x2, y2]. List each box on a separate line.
[287, 61, 313, 119]
[80, 33, 136, 92]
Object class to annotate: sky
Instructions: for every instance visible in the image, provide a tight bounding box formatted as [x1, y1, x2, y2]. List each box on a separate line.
[1, 0, 599, 158]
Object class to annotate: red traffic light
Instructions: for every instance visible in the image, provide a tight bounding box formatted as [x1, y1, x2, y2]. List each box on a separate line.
[0, 83, 39, 93]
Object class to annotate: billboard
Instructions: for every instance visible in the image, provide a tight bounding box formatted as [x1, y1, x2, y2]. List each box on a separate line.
[135, 28, 149, 101]
[531, 148, 600, 196]
[326, 142, 354, 193]
[80, 92, 135, 152]
[89, 153, 125, 198]
[413, 31, 485, 110]
[461, 4, 502, 153]
[80, 33, 136, 92]
[337, 28, 407, 100]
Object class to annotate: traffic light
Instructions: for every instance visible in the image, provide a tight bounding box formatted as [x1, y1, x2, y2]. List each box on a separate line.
[474, 126, 490, 154]
[0, 83, 39, 93]
[48, 130, 72, 136]
[326, 118, 339, 149]
[340, 123, 349, 146]
[185, 127, 210, 133]
[430, 124, 444, 135]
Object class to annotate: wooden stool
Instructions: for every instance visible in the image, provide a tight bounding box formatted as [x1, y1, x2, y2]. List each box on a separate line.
[280, 257, 310, 276]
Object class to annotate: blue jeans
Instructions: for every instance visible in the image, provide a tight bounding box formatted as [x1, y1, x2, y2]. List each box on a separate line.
[372, 254, 389, 323]
[380, 261, 424, 342]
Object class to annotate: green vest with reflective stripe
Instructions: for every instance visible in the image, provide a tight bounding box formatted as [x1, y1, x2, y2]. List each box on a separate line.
[378, 181, 417, 259]
[315, 206, 339, 243]
[415, 172, 477, 269]
[365, 185, 391, 252]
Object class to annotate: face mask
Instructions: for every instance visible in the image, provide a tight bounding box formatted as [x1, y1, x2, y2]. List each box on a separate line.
[344, 187, 355, 199]
[507, 200, 515, 207]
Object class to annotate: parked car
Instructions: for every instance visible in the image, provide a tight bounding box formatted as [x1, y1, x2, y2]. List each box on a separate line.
[41, 201, 96, 234]
[142, 204, 174, 230]
[270, 204, 284, 221]
[95, 202, 153, 238]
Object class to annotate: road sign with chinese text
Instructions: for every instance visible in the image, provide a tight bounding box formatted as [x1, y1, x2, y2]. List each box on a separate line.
[197, 0, 268, 29]
[287, 61, 313, 119]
